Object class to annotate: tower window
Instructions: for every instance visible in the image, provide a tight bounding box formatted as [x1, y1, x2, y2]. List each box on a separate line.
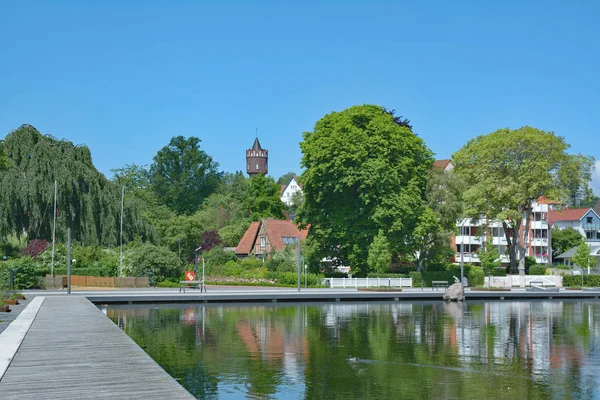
[256, 163, 259, 170]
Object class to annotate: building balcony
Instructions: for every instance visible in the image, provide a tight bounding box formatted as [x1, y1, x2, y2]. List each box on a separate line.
[455, 236, 482, 245]
[530, 238, 549, 246]
[530, 221, 549, 230]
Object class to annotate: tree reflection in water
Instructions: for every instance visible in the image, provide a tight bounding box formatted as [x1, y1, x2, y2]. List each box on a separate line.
[106, 300, 600, 399]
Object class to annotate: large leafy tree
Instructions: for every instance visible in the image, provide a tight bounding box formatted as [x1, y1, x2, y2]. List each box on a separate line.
[243, 174, 285, 220]
[299, 105, 434, 276]
[150, 136, 222, 215]
[0, 125, 154, 245]
[412, 167, 465, 271]
[453, 126, 593, 275]
[551, 227, 585, 260]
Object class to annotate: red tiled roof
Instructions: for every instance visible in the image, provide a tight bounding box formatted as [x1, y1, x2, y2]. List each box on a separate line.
[537, 196, 560, 205]
[433, 159, 451, 169]
[549, 208, 591, 223]
[280, 184, 286, 196]
[234, 222, 260, 255]
[264, 219, 307, 252]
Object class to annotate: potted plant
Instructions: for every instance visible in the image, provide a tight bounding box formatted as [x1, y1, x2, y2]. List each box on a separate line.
[0, 301, 9, 313]
[2, 293, 19, 305]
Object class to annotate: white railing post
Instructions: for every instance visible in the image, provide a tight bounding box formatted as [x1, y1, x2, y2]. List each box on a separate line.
[343, 277, 345, 288]
[367, 277, 369, 288]
[355, 278, 358, 288]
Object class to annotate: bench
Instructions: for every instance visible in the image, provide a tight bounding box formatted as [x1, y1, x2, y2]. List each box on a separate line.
[432, 281, 448, 290]
[179, 280, 207, 293]
[529, 280, 545, 288]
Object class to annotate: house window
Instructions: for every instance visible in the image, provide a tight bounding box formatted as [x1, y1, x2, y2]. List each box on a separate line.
[586, 231, 593, 239]
[587, 217, 593, 224]
[281, 237, 298, 245]
[260, 237, 266, 250]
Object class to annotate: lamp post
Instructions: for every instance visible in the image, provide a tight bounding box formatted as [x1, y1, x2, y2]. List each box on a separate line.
[178, 238, 182, 260]
[195, 246, 202, 281]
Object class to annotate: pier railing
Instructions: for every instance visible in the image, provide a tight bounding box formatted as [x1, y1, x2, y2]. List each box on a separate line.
[324, 277, 413, 288]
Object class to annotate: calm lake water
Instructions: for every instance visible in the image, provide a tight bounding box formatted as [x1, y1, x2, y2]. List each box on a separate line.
[104, 300, 600, 400]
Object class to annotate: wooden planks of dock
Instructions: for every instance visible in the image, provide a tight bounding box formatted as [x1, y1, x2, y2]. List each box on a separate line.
[0, 296, 194, 399]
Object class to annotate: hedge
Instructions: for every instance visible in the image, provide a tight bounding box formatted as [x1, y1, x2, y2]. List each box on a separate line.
[367, 273, 409, 278]
[528, 265, 547, 275]
[409, 265, 485, 287]
[563, 275, 600, 287]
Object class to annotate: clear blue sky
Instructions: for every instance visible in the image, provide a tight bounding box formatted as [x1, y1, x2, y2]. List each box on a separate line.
[1, 1, 599, 194]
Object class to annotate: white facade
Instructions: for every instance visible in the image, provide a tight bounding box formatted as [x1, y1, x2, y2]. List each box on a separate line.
[281, 177, 302, 206]
[455, 200, 554, 265]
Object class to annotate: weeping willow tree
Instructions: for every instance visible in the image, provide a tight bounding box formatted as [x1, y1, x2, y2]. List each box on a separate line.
[0, 125, 154, 246]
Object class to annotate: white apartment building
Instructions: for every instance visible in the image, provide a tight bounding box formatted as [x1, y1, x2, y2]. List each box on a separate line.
[455, 198, 559, 265]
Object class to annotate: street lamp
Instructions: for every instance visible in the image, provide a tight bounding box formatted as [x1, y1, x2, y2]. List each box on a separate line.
[178, 238, 182, 260]
[195, 246, 202, 282]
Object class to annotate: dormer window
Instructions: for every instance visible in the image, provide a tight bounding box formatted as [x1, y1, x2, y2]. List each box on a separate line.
[587, 217, 593, 224]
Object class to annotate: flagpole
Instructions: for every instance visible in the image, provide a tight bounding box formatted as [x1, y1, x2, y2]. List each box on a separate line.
[51, 180, 57, 276]
[119, 185, 124, 277]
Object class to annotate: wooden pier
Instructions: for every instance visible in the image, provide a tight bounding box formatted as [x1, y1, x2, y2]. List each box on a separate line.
[0, 296, 194, 399]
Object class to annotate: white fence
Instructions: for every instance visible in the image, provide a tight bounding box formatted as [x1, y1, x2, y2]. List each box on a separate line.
[324, 277, 413, 288]
[485, 275, 562, 288]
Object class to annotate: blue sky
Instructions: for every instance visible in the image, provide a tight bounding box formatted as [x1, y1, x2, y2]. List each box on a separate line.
[1, 1, 599, 194]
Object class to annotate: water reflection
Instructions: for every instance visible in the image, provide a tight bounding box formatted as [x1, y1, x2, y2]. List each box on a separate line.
[105, 300, 600, 399]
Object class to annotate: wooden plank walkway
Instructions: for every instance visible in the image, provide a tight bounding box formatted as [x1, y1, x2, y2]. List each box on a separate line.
[0, 296, 194, 399]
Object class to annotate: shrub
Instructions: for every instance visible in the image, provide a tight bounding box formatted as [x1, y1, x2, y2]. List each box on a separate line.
[563, 275, 600, 287]
[268, 272, 323, 287]
[409, 271, 423, 287]
[324, 272, 348, 278]
[203, 247, 237, 271]
[529, 265, 547, 275]
[126, 243, 182, 285]
[21, 239, 49, 258]
[367, 273, 408, 278]
[467, 267, 485, 287]
[0, 257, 43, 289]
[157, 280, 180, 288]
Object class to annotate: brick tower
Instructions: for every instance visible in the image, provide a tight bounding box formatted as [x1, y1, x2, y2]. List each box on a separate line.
[246, 137, 268, 176]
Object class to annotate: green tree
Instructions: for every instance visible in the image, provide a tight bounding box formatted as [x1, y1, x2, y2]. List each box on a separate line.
[453, 126, 592, 275]
[551, 227, 585, 260]
[299, 105, 433, 276]
[150, 136, 222, 215]
[0, 125, 154, 245]
[477, 240, 501, 271]
[277, 172, 297, 185]
[412, 168, 465, 271]
[560, 155, 596, 208]
[572, 242, 592, 273]
[0, 140, 8, 171]
[243, 174, 285, 220]
[367, 230, 391, 274]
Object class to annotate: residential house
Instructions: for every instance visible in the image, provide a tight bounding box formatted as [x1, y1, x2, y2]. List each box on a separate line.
[280, 176, 302, 206]
[234, 218, 309, 257]
[550, 207, 600, 243]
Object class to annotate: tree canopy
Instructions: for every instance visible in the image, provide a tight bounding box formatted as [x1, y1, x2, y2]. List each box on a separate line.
[0, 125, 154, 246]
[551, 227, 585, 260]
[452, 126, 593, 274]
[149, 136, 222, 215]
[299, 105, 433, 276]
[277, 172, 297, 185]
